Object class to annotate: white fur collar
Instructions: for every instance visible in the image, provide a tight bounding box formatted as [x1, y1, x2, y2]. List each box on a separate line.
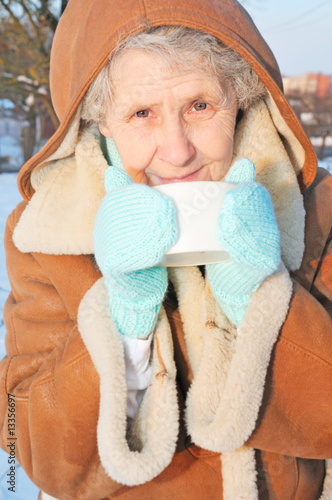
[14, 126, 108, 255]
[77, 277, 179, 486]
[169, 262, 292, 452]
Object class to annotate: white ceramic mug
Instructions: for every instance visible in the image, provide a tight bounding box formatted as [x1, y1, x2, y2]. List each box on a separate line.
[153, 181, 234, 266]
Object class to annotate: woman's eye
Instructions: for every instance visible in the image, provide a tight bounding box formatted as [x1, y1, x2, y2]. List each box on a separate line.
[193, 102, 207, 111]
[135, 109, 149, 118]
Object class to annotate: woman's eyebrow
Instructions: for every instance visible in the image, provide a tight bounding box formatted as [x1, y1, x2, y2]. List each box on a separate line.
[114, 86, 226, 118]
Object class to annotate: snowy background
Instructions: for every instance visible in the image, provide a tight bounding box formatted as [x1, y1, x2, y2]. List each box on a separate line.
[0, 158, 332, 498]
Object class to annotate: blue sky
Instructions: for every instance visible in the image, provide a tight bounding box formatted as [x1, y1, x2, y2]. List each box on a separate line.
[242, 0, 332, 76]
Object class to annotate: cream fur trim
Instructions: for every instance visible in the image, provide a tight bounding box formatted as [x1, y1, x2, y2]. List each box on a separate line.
[171, 264, 292, 453]
[30, 107, 82, 191]
[232, 99, 305, 271]
[14, 126, 108, 254]
[265, 92, 305, 176]
[77, 278, 179, 486]
[221, 447, 258, 500]
[320, 460, 332, 500]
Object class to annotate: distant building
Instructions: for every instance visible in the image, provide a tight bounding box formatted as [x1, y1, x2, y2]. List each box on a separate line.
[282, 74, 332, 161]
[283, 73, 332, 101]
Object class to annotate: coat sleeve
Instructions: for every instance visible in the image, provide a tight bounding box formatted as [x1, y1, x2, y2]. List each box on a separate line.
[246, 168, 332, 458]
[0, 202, 123, 499]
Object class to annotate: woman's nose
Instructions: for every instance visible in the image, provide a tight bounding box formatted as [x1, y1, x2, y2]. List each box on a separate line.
[156, 118, 195, 167]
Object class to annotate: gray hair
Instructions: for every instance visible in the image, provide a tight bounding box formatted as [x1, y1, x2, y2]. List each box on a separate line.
[81, 26, 267, 124]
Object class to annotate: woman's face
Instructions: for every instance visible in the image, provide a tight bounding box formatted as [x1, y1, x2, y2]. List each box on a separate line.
[99, 50, 238, 186]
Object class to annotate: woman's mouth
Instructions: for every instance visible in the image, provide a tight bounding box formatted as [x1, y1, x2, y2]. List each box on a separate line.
[153, 167, 204, 184]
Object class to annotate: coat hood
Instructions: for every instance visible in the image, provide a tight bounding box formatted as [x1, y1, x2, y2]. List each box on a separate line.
[17, 0, 317, 201]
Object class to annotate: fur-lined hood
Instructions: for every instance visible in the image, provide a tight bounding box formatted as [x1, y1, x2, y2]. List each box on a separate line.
[17, 0, 316, 202]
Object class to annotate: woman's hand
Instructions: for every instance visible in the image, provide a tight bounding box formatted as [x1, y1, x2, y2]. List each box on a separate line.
[94, 167, 178, 338]
[206, 158, 280, 327]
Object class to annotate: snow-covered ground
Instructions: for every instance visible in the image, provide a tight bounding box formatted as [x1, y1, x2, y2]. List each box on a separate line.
[310, 136, 332, 148]
[0, 158, 331, 498]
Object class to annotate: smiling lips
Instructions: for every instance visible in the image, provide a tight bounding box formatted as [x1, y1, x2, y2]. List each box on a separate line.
[155, 166, 203, 184]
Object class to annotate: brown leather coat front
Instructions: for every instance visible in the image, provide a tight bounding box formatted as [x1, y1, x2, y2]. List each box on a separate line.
[1, 168, 331, 499]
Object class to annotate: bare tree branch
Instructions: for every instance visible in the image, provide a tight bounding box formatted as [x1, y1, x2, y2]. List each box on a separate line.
[61, 0, 68, 15]
[0, 0, 64, 156]
[20, 0, 40, 41]
[0, 0, 22, 29]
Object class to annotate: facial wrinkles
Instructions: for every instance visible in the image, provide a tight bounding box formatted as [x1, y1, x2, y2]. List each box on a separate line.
[102, 50, 238, 185]
[111, 74, 212, 170]
[114, 75, 222, 123]
[113, 74, 228, 143]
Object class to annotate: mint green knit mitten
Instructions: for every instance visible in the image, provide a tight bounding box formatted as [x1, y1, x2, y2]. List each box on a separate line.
[206, 158, 280, 327]
[94, 167, 178, 338]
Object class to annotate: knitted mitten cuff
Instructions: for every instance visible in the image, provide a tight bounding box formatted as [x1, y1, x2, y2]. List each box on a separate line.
[207, 261, 257, 327]
[107, 288, 163, 338]
[105, 267, 168, 338]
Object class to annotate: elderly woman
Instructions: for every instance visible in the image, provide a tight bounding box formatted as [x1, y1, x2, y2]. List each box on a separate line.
[1, 0, 332, 499]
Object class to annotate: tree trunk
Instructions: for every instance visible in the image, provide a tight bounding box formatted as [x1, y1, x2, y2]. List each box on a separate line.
[319, 129, 328, 161]
[61, 0, 69, 15]
[40, 95, 60, 130]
